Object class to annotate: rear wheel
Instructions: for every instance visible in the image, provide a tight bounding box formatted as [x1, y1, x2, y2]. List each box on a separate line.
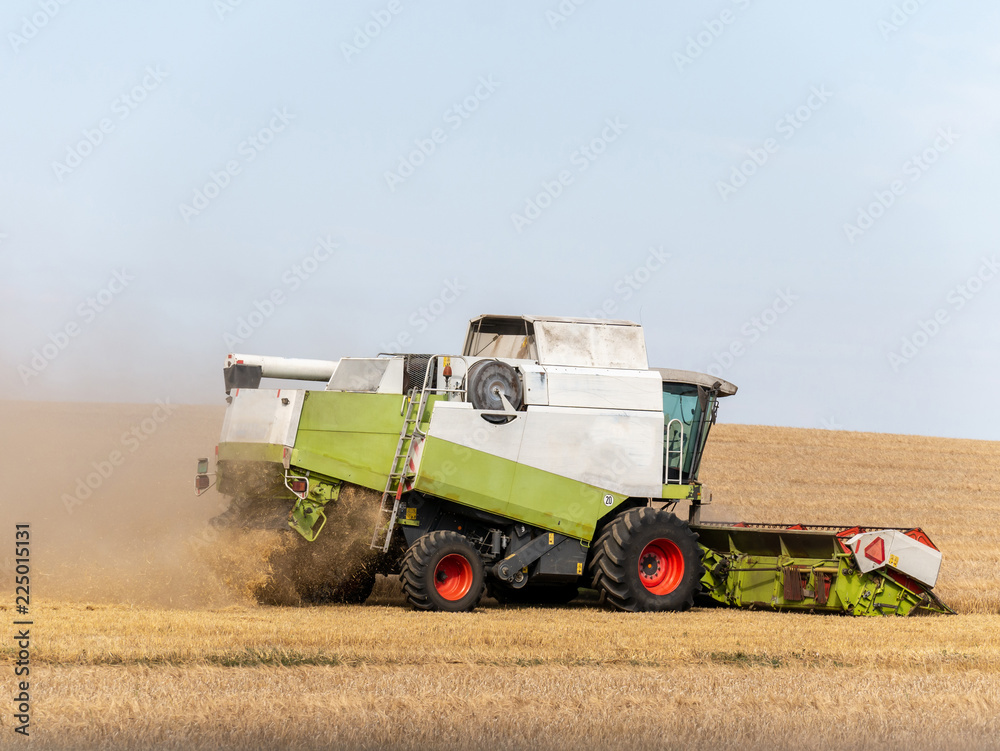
[589, 507, 701, 612]
[400, 531, 485, 612]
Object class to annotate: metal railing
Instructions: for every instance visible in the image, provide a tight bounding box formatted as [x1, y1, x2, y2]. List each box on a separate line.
[665, 418, 684, 484]
[369, 354, 472, 552]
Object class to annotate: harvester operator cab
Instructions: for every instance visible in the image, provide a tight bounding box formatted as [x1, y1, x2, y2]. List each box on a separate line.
[655, 369, 737, 484]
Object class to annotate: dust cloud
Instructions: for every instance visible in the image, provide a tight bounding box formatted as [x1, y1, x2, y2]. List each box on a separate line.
[0, 400, 384, 609]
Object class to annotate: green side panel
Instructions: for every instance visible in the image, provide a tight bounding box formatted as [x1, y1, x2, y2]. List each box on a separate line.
[293, 434, 399, 492]
[290, 391, 442, 493]
[298, 391, 413, 434]
[733, 566, 781, 605]
[414, 436, 626, 542]
[696, 526, 952, 617]
[412, 435, 517, 520]
[661, 483, 700, 501]
[507, 465, 625, 541]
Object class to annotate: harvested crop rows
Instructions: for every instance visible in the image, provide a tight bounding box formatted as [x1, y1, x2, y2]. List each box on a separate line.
[5, 406, 999, 750]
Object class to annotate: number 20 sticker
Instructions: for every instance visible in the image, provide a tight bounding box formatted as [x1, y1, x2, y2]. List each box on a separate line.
[603, 494, 614, 506]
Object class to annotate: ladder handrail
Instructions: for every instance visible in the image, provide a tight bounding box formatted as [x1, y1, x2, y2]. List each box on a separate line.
[665, 417, 684, 485]
[411, 354, 472, 437]
[370, 354, 473, 552]
[370, 394, 420, 550]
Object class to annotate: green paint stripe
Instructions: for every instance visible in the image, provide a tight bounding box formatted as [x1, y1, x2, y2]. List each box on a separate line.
[298, 391, 444, 434]
[291, 439, 393, 493]
[298, 391, 408, 434]
[415, 436, 628, 542]
[289, 391, 445, 493]
[661, 483, 699, 501]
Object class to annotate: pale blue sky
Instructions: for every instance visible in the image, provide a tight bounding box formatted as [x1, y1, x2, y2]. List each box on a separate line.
[2, 1, 998, 440]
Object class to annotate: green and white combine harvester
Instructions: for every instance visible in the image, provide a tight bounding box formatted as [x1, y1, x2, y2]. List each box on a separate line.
[195, 314, 952, 615]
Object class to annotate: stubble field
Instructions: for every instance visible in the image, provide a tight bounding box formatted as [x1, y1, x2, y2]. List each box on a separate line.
[1, 402, 998, 750]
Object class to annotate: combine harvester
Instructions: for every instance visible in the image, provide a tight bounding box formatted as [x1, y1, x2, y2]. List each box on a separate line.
[196, 315, 952, 616]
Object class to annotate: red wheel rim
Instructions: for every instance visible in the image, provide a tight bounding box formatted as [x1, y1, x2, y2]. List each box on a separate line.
[434, 554, 473, 601]
[638, 538, 685, 595]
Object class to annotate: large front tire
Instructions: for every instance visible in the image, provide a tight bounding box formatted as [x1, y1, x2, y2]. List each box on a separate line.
[400, 531, 485, 612]
[589, 507, 701, 612]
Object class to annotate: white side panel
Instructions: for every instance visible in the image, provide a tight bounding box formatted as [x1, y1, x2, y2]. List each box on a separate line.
[220, 388, 306, 447]
[847, 530, 943, 587]
[516, 406, 663, 497]
[544, 367, 662, 411]
[519, 361, 549, 405]
[533, 320, 648, 369]
[424, 401, 526, 463]
[327, 357, 390, 392]
[376, 357, 405, 394]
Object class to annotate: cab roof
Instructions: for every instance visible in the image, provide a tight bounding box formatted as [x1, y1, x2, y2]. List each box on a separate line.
[468, 314, 641, 327]
[653, 368, 738, 396]
[465, 314, 647, 369]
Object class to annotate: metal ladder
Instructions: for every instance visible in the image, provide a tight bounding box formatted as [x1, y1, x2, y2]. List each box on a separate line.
[370, 386, 432, 552]
[368, 354, 472, 552]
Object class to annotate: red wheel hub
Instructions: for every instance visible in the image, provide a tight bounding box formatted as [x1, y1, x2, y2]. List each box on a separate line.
[434, 554, 473, 601]
[638, 538, 685, 595]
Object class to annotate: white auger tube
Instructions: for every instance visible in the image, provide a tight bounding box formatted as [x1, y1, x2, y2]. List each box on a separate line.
[225, 353, 339, 382]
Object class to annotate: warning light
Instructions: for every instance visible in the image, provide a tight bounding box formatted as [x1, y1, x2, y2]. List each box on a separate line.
[290, 479, 307, 494]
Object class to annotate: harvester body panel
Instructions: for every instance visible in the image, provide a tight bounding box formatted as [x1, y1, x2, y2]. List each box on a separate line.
[220, 388, 304, 448]
[413, 398, 662, 540]
[291, 391, 442, 493]
[199, 313, 951, 616]
[414, 410, 634, 541]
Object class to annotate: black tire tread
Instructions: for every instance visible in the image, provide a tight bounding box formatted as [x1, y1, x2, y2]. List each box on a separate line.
[590, 507, 702, 613]
[399, 530, 485, 612]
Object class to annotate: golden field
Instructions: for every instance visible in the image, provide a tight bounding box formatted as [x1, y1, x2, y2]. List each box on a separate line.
[5, 600, 1000, 750]
[2, 402, 999, 749]
[699, 424, 1000, 615]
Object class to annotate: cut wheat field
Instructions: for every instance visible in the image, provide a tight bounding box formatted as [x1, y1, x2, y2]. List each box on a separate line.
[4, 404, 1000, 750]
[6, 599, 1000, 750]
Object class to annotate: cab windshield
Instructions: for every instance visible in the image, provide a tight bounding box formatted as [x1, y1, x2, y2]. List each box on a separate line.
[663, 383, 717, 483]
